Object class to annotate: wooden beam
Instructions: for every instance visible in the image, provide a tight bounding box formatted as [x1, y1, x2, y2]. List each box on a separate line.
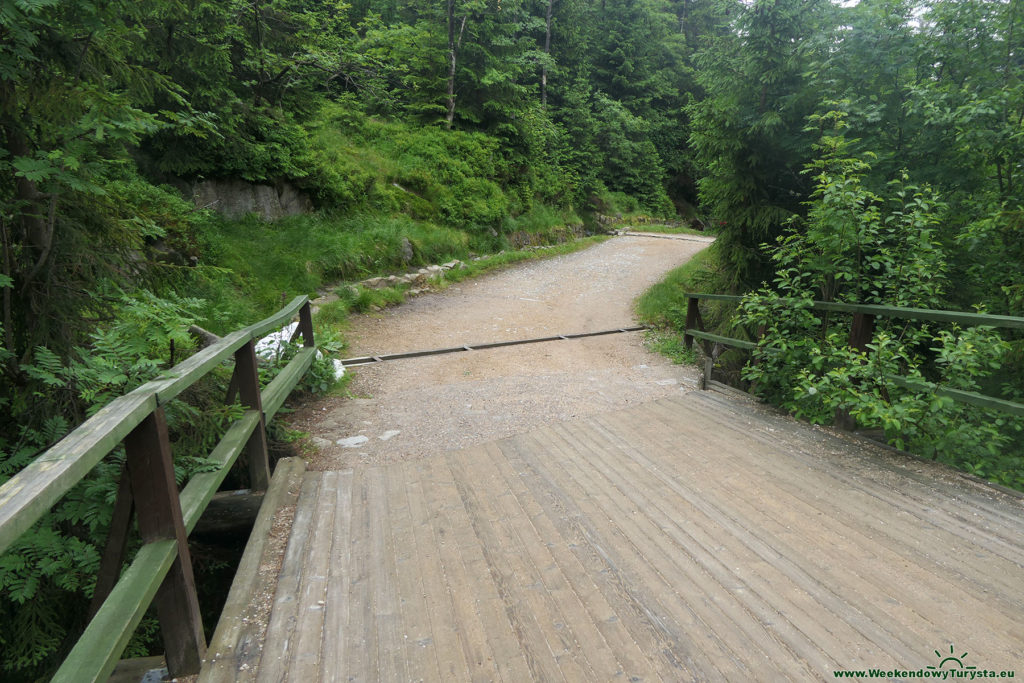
[683, 297, 699, 350]
[262, 347, 317, 422]
[125, 408, 206, 676]
[233, 340, 271, 491]
[89, 466, 134, 618]
[53, 540, 178, 683]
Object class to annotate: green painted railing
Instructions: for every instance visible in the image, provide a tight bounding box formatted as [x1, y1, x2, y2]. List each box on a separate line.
[0, 296, 317, 682]
[682, 293, 1024, 418]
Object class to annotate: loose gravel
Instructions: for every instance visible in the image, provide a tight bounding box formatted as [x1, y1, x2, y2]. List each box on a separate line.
[293, 234, 713, 470]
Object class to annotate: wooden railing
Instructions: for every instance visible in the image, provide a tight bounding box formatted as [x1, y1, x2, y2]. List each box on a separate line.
[0, 296, 317, 683]
[682, 293, 1024, 418]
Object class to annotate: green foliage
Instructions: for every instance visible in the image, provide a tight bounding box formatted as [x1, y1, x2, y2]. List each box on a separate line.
[191, 212, 472, 331]
[738, 132, 1024, 490]
[644, 330, 698, 367]
[635, 245, 719, 327]
[689, 0, 834, 290]
[0, 290, 238, 680]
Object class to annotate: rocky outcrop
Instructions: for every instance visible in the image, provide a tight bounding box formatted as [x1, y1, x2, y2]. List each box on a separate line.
[189, 178, 313, 220]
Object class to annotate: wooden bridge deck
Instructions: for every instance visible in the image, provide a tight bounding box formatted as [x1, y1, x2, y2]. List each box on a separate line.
[204, 390, 1024, 681]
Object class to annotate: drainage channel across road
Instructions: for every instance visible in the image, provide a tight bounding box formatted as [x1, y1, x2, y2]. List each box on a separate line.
[340, 325, 649, 367]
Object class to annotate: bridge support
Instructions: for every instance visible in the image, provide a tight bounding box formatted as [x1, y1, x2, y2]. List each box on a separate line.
[125, 408, 207, 676]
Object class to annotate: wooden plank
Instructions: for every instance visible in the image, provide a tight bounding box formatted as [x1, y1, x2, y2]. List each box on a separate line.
[476, 441, 627, 680]
[645, 397, 1024, 622]
[886, 374, 1024, 416]
[401, 461, 473, 681]
[262, 347, 317, 422]
[200, 457, 306, 683]
[0, 391, 155, 555]
[367, 466, 408, 682]
[811, 300, 1024, 329]
[572, 415, 853, 675]
[475, 441, 625, 679]
[125, 408, 206, 676]
[383, 463, 442, 681]
[89, 465, 134, 617]
[660, 395, 1024, 576]
[528, 424, 779, 679]
[342, 467, 374, 681]
[448, 447, 576, 682]
[243, 295, 309, 340]
[53, 540, 177, 683]
[319, 470, 354, 683]
[499, 433, 708, 680]
[234, 340, 271, 490]
[257, 472, 320, 682]
[684, 328, 756, 350]
[484, 442, 658, 681]
[288, 471, 339, 680]
[427, 454, 534, 683]
[638, 396, 1024, 669]
[179, 410, 262, 535]
[417, 457, 505, 682]
[684, 292, 1024, 329]
[685, 292, 744, 303]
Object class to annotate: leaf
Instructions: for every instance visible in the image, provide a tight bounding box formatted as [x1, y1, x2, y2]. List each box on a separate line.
[11, 156, 57, 182]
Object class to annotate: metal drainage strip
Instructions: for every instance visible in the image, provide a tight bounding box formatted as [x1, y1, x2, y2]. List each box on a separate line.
[340, 325, 649, 367]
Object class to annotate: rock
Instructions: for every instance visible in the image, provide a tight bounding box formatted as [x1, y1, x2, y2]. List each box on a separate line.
[400, 237, 414, 263]
[386, 275, 400, 285]
[189, 178, 312, 220]
[336, 435, 369, 448]
[363, 277, 386, 289]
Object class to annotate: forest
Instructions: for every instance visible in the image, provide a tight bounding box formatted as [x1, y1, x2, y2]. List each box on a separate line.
[1, 0, 1022, 678]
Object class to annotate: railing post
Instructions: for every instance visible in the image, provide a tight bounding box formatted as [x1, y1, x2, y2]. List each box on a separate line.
[683, 296, 699, 350]
[297, 301, 315, 348]
[124, 407, 206, 677]
[233, 339, 272, 490]
[848, 312, 876, 352]
[836, 312, 877, 430]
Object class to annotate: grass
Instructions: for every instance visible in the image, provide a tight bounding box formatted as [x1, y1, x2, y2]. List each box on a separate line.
[622, 223, 708, 237]
[191, 212, 471, 332]
[635, 244, 719, 327]
[643, 329, 698, 365]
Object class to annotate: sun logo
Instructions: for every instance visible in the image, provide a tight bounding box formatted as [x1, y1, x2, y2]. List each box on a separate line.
[927, 645, 977, 671]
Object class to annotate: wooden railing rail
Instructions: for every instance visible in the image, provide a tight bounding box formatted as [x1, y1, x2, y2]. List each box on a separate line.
[0, 296, 316, 682]
[682, 293, 1024, 418]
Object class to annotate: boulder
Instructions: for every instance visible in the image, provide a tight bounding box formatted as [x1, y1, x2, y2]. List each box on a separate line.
[400, 237, 415, 263]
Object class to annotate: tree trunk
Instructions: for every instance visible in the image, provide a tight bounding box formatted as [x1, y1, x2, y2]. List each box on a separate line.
[446, 2, 467, 130]
[541, 0, 554, 107]
[0, 81, 54, 291]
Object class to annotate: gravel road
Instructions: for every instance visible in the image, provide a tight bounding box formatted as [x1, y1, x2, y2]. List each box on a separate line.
[295, 234, 713, 470]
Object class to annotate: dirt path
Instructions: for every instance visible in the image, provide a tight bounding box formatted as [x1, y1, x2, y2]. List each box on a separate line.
[295, 234, 713, 470]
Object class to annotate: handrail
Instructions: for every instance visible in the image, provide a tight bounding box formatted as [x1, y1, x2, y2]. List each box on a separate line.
[684, 293, 1024, 330]
[0, 296, 317, 682]
[681, 293, 1024, 417]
